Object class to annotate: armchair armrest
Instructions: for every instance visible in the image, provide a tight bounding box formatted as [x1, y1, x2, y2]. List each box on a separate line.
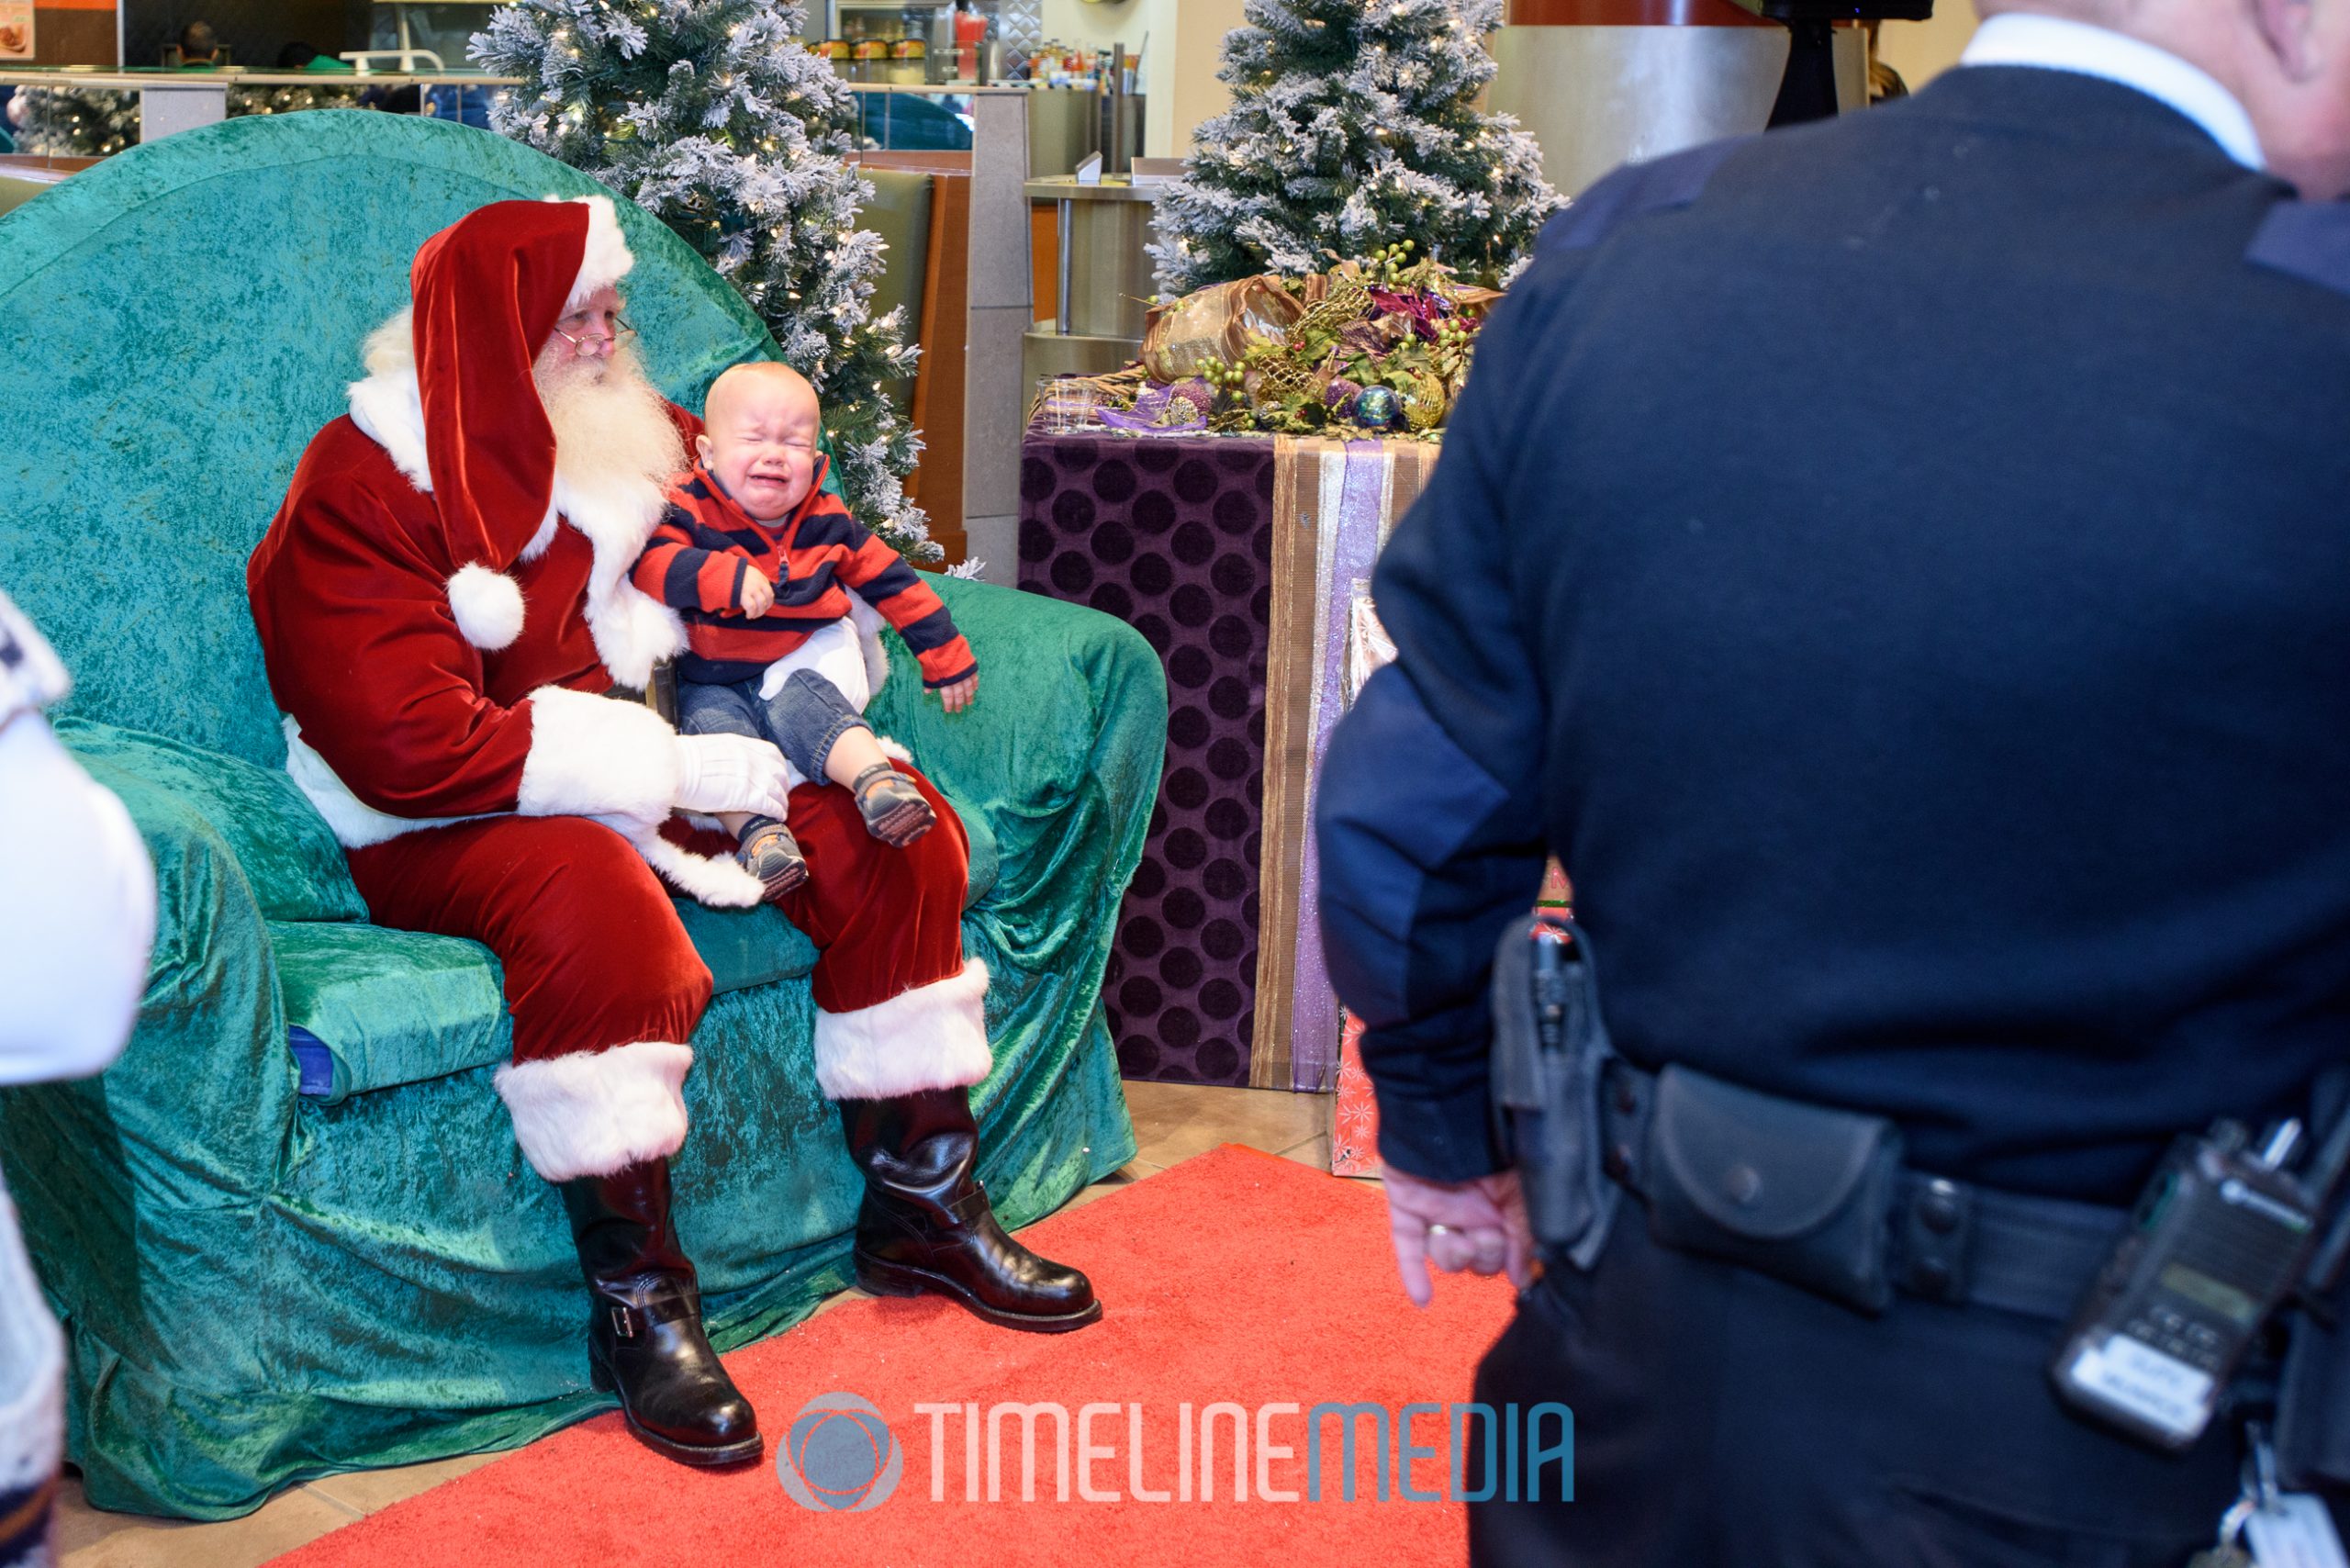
[5, 722, 316, 1205]
[0, 721, 315, 1465]
[865, 577, 1167, 953]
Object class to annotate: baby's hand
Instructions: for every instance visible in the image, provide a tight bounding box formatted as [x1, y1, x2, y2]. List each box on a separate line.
[937, 673, 978, 714]
[739, 572, 776, 618]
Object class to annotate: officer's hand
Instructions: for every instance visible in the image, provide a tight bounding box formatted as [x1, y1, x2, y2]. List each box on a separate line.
[1381, 1164, 1536, 1309]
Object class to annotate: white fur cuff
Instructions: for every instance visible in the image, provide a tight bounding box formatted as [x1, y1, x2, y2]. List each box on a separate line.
[813, 958, 993, 1101]
[517, 685, 679, 825]
[449, 564, 525, 651]
[283, 719, 475, 849]
[495, 1040, 693, 1182]
[553, 193, 634, 310]
[634, 829, 765, 909]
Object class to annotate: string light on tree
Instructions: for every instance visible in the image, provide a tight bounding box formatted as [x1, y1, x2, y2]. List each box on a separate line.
[474, 0, 934, 563]
[12, 86, 138, 156]
[1150, 0, 1560, 297]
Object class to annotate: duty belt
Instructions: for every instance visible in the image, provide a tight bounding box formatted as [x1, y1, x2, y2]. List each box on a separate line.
[1595, 1059, 2128, 1323]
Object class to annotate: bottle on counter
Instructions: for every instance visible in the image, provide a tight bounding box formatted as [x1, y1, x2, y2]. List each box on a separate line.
[953, 2, 987, 82]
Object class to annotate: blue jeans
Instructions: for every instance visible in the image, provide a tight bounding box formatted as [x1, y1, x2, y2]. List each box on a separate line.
[677, 669, 869, 785]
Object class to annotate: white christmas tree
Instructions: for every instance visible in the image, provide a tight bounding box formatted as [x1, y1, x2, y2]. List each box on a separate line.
[10, 87, 138, 156]
[228, 84, 366, 118]
[1152, 0, 1560, 297]
[474, 0, 935, 563]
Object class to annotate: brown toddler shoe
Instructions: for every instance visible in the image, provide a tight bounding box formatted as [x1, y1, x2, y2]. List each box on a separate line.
[737, 816, 808, 899]
[850, 763, 935, 847]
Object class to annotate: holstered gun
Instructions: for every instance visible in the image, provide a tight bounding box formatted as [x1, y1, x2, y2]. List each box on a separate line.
[1489, 914, 1620, 1271]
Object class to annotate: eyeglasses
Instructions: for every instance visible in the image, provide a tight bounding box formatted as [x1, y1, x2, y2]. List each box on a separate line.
[551, 314, 638, 352]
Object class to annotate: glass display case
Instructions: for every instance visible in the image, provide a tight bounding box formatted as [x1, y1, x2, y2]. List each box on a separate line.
[852, 86, 978, 151]
[359, 2, 498, 73]
[823, 0, 957, 83]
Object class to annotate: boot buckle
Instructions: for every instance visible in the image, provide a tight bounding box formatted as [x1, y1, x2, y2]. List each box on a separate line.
[610, 1304, 636, 1340]
[947, 1182, 992, 1228]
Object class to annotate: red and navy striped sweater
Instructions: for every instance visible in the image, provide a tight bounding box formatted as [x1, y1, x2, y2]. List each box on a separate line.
[631, 456, 976, 689]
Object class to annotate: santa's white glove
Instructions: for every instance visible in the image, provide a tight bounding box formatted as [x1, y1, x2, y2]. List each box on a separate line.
[673, 734, 793, 819]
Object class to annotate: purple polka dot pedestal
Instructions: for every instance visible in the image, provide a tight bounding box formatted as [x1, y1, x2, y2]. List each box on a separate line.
[1019, 431, 1277, 1086]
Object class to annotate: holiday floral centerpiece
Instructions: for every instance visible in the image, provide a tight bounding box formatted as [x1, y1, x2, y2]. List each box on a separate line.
[1057, 241, 1500, 442]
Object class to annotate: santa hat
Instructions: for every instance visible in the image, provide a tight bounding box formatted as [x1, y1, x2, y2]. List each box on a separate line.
[408, 195, 634, 650]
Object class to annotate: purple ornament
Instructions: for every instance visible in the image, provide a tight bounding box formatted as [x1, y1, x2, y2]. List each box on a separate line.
[1326, 376, 1362, 409]
[1170, 375, 1216, 412]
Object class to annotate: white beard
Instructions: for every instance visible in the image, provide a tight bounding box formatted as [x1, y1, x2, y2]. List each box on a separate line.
[535, 344, 686, 503]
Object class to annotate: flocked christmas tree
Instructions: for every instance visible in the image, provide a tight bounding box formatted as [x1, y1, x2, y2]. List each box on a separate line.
[1151, 0, 1559, 297]
[228, 84, 367, 118]
[474, 0, 935, 562]
[10, 87, 139, 157]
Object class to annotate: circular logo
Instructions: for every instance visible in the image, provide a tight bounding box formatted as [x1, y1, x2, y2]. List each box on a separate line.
[777, 1392, 901, 1512]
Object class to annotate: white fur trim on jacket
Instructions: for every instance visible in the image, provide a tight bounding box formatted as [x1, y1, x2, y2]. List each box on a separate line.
[517, 684, 679, 823]
[812, 958, 992, 1102]
[634, 830, 764, 908]
[552, 467, 687, 689]
[285, 708, 760, 909]
[518, 686, 763, 909]
[550, 194, 634, 311]
[846, 591, 892, 695]
[496, 1039, 691, 1182]
[449, 563, 525, 651]
[347, 330, 431, 490]
[283, 720, 477, 848]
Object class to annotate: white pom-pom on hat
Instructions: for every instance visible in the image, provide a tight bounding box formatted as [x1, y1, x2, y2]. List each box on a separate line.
[448, 564, 525, 651]
[546, 194, 634, 310]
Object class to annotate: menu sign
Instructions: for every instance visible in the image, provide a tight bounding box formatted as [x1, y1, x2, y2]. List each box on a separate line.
[0, 4, 32, 61]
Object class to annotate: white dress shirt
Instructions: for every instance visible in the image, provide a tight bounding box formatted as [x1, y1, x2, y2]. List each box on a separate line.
[1961, 11, 2265, 173]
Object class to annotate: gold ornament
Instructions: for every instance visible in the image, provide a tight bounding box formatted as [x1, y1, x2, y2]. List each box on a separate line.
[1295, 276, 1372, 342]
[1399, 370, 1446, 432]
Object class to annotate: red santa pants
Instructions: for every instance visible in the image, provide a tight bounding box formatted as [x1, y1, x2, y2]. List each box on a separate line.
[345, 767, 984, 1182]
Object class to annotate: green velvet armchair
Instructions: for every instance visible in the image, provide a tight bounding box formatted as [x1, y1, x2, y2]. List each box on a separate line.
[0, 111, 1160, 1519]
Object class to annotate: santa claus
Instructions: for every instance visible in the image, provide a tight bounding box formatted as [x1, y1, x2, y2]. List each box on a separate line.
[247, 196, 1099, 1469]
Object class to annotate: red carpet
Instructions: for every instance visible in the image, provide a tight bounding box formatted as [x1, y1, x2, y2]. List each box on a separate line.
[266, 1144, 1518, 1568]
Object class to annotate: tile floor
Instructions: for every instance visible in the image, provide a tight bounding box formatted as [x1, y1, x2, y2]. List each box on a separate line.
[48, 1081, 1353, 1568]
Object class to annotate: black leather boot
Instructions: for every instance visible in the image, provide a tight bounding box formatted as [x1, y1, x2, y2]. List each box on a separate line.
[560, 1159, 762, 1466]
[839, 1088, 1102, 1333]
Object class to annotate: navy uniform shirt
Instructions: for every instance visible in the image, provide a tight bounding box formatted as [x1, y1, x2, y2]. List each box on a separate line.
[1315, 31, 2350, 1204]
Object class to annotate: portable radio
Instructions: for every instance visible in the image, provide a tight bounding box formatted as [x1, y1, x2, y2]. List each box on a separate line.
[2052, 1121, 2333, 1450]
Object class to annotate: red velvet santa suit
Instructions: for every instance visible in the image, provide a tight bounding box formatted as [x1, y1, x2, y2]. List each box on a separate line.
[247, 197, 989, 1184]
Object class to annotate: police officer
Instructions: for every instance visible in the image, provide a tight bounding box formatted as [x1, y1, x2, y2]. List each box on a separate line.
[0, 590, 154, 1567]
[1315, 1, 2350, 1562]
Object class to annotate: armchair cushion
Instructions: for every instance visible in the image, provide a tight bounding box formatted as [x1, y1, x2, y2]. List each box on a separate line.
[58, 718, 364, 925]
[271, 922, 509, 1104]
